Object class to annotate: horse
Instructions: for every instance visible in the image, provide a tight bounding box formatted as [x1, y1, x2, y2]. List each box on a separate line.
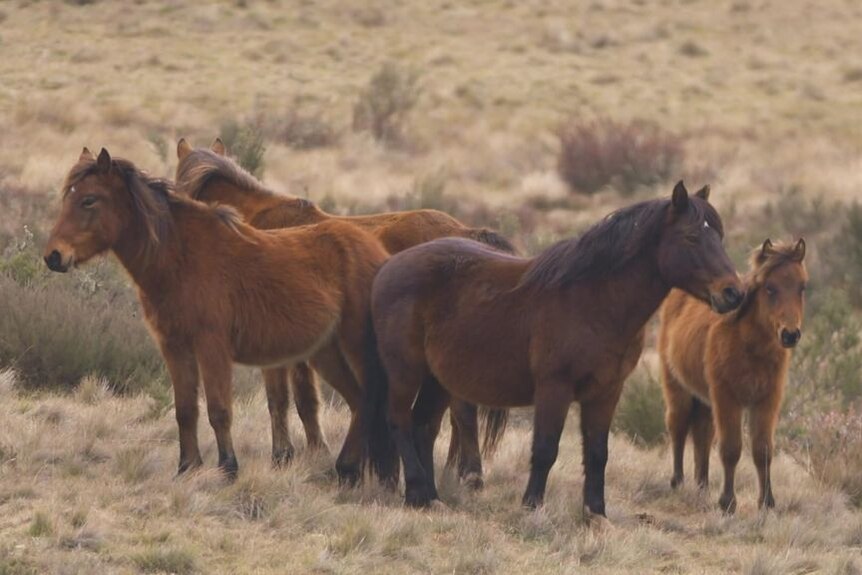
[364, 181, 745, 515]
[659, 238, 807, 513]
[173, 137, 513, 488]
[44, 148, 389, 483]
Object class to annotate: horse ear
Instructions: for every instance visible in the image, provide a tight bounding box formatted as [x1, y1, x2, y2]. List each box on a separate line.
[79, 147, 94, 162]
[96, 148, 112, 173]
[177, 138, 193, 160]
[757, 238, 774, 263]
[793, 238, 806, 261]
[211, 138, 226, 156]
[671, 181, 689, 213]
[695, 185, 711, 201]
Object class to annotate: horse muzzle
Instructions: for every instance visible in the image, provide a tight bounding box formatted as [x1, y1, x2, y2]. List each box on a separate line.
[44, 250, 69, 273]
[780, 328, 801, 348]
[710, 285, 743, 314]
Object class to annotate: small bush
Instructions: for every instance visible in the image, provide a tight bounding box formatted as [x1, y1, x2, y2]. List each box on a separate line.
[0, 243, 165, 391]
[219, 119, 266, 177]
[132, 546, 197, 574]
[28, 512, 53, 538]
[557, 118, 684, 196]
[824, 202, 862, 307]
[614, 367, 666, 446]
[352, 62, 421, 145]
[279, 109, 338, 150]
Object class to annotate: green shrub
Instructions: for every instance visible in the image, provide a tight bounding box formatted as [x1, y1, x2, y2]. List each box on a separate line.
[352, 62, 421, 145]
[614, 367, 666, 446]
[823, 202, 862, 307]
[132, 546, 198, 574]
[219, 119, 266, 177]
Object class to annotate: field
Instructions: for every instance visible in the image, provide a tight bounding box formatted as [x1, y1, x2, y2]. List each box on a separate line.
[1, 1, 861, 573]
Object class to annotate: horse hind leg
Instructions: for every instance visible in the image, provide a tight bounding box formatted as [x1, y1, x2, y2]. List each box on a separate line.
[290, 362, 329, 453]
[412, 378, 451, 500]
[662, 362, 693, 489]
[263, 367, 295, 467]
[446, 401, 484, 490]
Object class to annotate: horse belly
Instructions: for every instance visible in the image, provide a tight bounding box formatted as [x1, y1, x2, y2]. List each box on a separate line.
[232, 319, 338, 368]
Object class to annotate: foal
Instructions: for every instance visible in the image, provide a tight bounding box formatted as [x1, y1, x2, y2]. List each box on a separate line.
[365, 182, 744, 515]
[174, 138, 512, 487]
[660, 238, 807, 513]
[44, 148, 388, 482]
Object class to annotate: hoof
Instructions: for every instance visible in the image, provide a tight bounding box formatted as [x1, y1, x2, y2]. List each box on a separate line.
[405, 487, 434, 509]
[462, 472, 484, 491]
[718, 493, 737, 515]
[585, 510, 614, 531]
[336, 466, 360, 487]
[176, 457, 203, 477]
[521, 493, 544, 510]
[670, 475, 683, 490]
[218, 455, 239, 481]
[271, 446, 295, 468]
[759, 493, 775, 510]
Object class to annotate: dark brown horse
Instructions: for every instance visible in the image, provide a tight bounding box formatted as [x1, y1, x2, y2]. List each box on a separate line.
[660, 238, 807, 513]
[364, 182, 744, 516]
[44, 148, 388, 483]
[174, 137, 512, 487]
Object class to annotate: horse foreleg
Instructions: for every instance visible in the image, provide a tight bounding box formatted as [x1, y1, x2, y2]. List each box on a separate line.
[713, 389, 742, 514]
[161, 340, 203, 475]
[691, 399, 715, 490]
[579, 390, 621, 518]
[446, 401, 483, 489]
[662, 363, 693, 490]
[522, 382, 573, 509]
[263, 367, 294, 467]
[197, 340, 238, 479]
[290, 362, 328, 452]
[750, 393, 781, 510]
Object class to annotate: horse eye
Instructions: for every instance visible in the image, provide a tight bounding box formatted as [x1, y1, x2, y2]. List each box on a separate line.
[800, 285, 806, 294]
[81, 196, 98, 209]
[765, 285, 777, 297]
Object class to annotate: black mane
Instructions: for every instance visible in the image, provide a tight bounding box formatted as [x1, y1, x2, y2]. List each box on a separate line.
[518, 197, 721, 290]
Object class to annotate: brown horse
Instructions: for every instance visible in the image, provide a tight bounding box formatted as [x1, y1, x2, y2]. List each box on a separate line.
[174, 137, 512, 487]
[659, 238, 807, 513]
[364, 182, 744, 514]
[44, 148, 388, 483]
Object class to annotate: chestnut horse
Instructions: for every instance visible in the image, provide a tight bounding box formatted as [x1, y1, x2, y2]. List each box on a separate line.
[364, 182, 744, 515]
[174, 137, 512, 487]
[659, 238, 807, 513]
[44, 148, 388, 483]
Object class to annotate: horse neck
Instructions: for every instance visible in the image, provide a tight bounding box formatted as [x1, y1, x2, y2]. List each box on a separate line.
[570, 248, 669, 339]
[198, 179, 276, 221]
[111, 208, 179, 297]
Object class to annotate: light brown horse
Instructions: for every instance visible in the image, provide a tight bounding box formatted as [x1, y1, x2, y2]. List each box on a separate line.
[659, 238, 807, 513]
[364, 182, 744, 514]
[44, 148, 388, 483]
[174, 137, 512, 487]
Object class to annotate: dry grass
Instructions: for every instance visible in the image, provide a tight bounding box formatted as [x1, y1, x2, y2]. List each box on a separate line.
[0, 371, 859, 574]
[2, 1, 862, 573]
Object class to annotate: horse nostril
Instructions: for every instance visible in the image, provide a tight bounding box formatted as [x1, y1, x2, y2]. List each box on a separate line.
[44, 250, 63, 272]
[723, 286, 742, 306]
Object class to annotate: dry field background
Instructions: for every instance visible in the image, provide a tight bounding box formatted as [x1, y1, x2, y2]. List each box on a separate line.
[1, 1, 861, 573]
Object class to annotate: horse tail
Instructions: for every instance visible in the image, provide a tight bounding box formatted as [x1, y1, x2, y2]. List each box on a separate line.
[468, 228, 516, 254]
[479, 406, 509, 457]
[361, 318, 399, 485]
